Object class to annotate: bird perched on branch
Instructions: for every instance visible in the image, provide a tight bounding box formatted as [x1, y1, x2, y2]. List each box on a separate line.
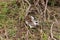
[25, 13, 39, 28]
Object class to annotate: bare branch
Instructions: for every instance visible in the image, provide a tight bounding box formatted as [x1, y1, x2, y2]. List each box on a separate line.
[50, 22, 56, 40]
[43, 0, 48, 21]
[25, 0, 31, 17]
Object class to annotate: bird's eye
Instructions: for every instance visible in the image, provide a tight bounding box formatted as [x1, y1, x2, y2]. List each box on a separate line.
[36, 22, 38, 23]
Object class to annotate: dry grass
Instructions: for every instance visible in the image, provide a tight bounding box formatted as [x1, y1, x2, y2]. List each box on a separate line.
[0, 0, 60, 40]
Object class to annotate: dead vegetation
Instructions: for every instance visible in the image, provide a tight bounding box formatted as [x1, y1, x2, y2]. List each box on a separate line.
[0, 0, 60, 40]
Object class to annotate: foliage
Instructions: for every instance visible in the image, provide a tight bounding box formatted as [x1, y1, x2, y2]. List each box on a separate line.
[0, 0, 60, 40]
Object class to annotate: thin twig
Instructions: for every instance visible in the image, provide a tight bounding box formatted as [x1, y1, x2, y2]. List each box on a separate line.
[25, 0, 31, 17]
[25, 24, 35, 40]
[54, 15, 59, 26]
[50, 22, 56, 40]
[4, 24, 9, 40]
[34, 0, 39, 6]
[43, 0, 48, 21]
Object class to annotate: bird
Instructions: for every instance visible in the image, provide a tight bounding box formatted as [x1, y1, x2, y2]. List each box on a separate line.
[25, 15, 39, 28]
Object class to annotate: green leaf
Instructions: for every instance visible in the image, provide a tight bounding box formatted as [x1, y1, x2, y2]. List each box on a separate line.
[1, 7, 8, 14]
[43, 33, 48, 40]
